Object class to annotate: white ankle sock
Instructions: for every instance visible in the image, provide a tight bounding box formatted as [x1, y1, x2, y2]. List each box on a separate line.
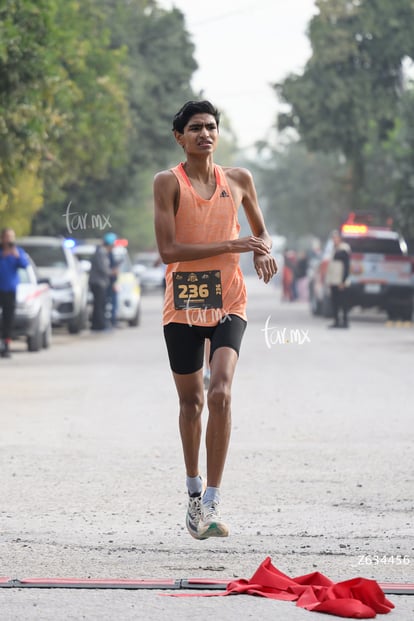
[202, 486, 220, 504]
[186, 475, 202, 496]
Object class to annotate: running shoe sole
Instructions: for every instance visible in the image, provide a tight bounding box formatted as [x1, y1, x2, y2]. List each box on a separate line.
[198, 521, 229, 540]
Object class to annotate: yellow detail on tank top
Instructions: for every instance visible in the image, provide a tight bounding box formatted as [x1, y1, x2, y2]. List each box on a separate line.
[162, 163, 247, 327]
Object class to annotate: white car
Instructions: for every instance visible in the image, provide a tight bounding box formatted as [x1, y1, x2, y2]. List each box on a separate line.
[133, 252, 165, 291]
[18, 236, 89, 334]
[1, 259, 53, 351]
[112, 246, 142, 326]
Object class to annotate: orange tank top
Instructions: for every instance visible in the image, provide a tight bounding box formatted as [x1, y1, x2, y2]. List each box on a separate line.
[162, 163, 247, 326]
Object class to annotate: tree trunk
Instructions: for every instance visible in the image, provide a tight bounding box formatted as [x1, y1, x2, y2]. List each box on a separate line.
[349, 148, 365, 211]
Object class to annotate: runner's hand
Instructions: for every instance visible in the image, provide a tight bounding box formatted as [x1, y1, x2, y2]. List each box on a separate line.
[254, 253, 278, 283]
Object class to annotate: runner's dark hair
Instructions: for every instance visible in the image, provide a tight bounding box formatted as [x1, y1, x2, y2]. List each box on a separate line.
[172, 100, 220, 134]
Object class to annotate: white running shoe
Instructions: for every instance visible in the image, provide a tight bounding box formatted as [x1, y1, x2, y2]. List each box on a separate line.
[197, 500, 229, 539]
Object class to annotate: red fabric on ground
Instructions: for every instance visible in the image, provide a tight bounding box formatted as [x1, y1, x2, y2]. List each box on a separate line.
[169, 557, 395, 618]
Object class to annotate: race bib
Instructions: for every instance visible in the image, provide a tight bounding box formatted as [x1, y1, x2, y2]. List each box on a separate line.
[173, 270, 222, 310]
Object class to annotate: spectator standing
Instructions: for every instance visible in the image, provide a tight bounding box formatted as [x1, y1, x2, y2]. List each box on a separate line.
[89, 232, 117, 331]
[326, 230, 351, 328]
[107, 248, 121, 327]
[0, 228, 29, 358]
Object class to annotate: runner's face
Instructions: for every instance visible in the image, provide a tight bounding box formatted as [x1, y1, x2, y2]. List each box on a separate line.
[176, 113, 219, 154]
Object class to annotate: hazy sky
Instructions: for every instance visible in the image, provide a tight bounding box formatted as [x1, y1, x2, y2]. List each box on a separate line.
[158, 0, 318, 148]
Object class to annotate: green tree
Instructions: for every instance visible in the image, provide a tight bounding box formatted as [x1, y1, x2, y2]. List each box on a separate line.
[34, 2, 198, 250]
[276, 0, 414, 209]
[38, 0, 130, 212]
[0, 0, 130, 233]
[390, 88, 414, 239]
[0, 0, 56, 230]
[252, 142, 349, 239]
[0, 161, 44, 234]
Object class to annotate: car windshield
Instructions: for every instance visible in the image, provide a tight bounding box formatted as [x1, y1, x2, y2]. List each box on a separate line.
[22, 245, 67, 268]
[344, 236, 404, 255]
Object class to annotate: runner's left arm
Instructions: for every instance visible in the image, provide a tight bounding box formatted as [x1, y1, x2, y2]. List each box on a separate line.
[233, 168, 278, 284]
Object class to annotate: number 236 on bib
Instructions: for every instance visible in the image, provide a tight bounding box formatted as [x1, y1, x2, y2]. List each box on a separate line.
[173, 271, 223, 310]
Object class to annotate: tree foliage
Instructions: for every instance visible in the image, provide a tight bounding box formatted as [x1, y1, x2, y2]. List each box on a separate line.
[32, 1, 198, 249]
[0, 0, 200, 246]
[0, 0, 130, 233]
[276, 0, 414, 208]
[0, 0, 56, 230]
[363, 88, 414, 243]
[252, 143, 349, 239]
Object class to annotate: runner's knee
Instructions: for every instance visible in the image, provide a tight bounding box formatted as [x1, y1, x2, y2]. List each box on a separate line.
[179, 394, 204, 420]
[207, 385, 231, 412]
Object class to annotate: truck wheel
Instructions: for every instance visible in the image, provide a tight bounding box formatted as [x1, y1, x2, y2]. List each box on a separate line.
[388, 303, 413, 321]
[398, 304, 413, 321]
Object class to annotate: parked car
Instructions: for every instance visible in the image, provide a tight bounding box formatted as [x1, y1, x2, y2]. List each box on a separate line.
[17, 236, 89, 333]
[309, 217, 413, 320]
[133, 252, 165, 291]
[73, 242, 141, 327]
[0, 257, 53, 351]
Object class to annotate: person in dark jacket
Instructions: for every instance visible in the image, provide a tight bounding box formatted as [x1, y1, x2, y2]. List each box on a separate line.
[89, 232, 117, 331]
[107, 247, 121, 327]
[328, 230, 351, 329]
[0, 228, 29, 357]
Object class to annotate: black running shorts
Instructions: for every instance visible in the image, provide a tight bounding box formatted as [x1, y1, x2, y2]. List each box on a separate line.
[163, 315, 247, 375]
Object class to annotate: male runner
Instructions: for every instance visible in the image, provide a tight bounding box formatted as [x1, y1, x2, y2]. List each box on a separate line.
[153, 100, 277, 539]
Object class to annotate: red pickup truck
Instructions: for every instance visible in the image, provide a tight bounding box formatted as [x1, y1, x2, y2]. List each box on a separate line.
[309, 222, 413, 321]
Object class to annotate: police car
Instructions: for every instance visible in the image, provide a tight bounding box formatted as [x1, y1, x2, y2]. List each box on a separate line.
[309, 216, 413, 320]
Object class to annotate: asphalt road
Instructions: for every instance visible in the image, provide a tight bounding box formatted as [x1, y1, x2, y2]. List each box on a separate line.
[1, 277, 413, 620]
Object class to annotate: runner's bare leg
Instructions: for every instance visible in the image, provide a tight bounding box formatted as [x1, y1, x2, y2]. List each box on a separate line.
[205, 346, 238, 487]
[173, 370, 204, 477]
